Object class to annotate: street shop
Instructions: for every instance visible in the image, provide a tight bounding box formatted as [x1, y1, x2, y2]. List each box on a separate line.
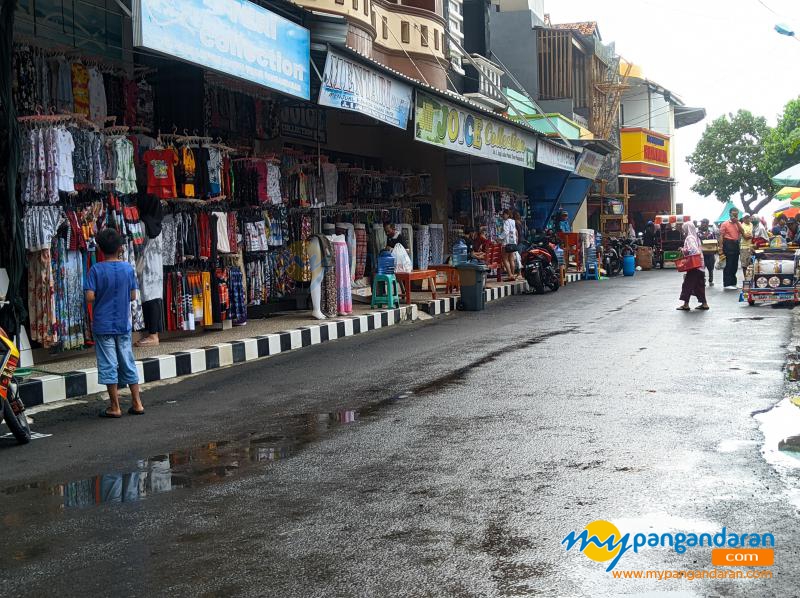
[4, 0, 573, 365]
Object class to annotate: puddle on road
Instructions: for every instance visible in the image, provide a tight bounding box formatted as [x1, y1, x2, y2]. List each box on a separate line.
[0, 407, 371, 522]
[1, 329, 576, 524]
[755, 398, 800, 509]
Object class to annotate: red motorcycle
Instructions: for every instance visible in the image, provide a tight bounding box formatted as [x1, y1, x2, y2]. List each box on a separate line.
[521, 236, 561, 294]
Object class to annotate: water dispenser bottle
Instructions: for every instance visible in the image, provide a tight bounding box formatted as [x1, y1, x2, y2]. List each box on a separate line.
[452, 239, 468, 266]
[377, 250, 396, 274]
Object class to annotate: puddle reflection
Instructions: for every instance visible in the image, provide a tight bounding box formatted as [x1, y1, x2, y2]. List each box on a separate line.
[1, 409, 363, 519]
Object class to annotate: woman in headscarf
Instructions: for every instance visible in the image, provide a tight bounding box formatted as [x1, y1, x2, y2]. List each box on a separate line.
[677, 221, 709, 311]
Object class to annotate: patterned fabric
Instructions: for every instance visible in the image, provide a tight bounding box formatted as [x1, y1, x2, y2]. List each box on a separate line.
[52, 242, 86, 351]
[334, 240, 352, 315]
[28, 249, 57, 348]
[125, 243, 145, 331]
[415, 225, 430, 271]
[71, 62, 90, 116]
[354, 225, 367, 280]
[228, 267, 247, 325]
[429, 224, 445, 265]
[322, 252, 337, 318]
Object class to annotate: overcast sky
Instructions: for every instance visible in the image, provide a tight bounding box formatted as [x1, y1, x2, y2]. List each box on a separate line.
[547, 0, 800, 220]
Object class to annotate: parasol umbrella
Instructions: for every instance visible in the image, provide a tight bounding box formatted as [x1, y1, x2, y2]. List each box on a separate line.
[774, 204, 800, 219]
[772, 163, 800, 187]
[776, 186, 800, 200]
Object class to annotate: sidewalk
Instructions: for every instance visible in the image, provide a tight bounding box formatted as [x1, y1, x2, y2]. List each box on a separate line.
[18, 274, 585, 408]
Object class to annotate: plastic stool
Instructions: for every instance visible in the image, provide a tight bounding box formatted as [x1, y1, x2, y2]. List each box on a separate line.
[584, 261, 600, 280]
[371, 274, 400, 308]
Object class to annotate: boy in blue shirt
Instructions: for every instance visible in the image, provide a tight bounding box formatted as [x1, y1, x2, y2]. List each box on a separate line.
[85, 228, 145, 418]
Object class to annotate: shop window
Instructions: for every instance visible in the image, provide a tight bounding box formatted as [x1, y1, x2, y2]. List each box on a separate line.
[420, 25, 428, 47]
[434, 29, 439, 50]
[401, 21, 410, 43]
[382, 16, 389, 39]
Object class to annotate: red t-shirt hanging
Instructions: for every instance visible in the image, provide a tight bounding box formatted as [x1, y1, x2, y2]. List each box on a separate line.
[144, 149, 178, 199]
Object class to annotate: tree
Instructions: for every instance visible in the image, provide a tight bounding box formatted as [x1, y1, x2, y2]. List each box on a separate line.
[763, 97, 800, 179]
[686, 110, 774, 215]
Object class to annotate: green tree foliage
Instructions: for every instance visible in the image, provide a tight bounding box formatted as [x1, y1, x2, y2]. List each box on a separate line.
[686, 110, 773, 215]
[763, 97, 800, 178]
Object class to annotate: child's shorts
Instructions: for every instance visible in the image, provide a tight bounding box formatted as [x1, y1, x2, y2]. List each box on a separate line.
[94, 333, 139, 386]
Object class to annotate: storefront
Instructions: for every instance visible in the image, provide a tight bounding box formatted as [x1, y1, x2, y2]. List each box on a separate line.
[412, 89, 538, 245]
[525, 139, 580, 230]
[620, 128, 674, 231]
[5, 0, 452, 363]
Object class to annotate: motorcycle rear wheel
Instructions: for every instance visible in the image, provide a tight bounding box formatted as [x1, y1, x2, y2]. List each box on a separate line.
[3, 396, 32, 445]
[528, 269, 545, 294]
[547, 270, 560, 292]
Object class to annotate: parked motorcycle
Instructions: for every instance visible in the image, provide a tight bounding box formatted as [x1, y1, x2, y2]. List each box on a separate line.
[602, 238, 623, 277]
[520, 236, 560, 294]
[0, 328, 32, 445]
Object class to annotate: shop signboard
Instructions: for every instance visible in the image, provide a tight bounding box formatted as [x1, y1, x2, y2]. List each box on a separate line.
[133, 0, 311, 100]
[574, 149, 605, 180]
[620, 127, 671, 178]
[414, 91, 537, 169]
[280, 105, 327, 143]
[537, 139, 576, 172]
[318, 50, 412, 130]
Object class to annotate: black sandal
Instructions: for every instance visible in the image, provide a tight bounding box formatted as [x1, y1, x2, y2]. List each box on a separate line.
[127, 407, 145, 415]
[99, 410, 122, 419]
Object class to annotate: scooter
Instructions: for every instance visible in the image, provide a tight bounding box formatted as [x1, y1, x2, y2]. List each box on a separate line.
[0, 328, 32, 445]
[521, 237, 561, 294]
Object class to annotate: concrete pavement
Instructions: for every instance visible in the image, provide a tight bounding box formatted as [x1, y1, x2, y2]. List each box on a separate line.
[0, 271, 798, 597]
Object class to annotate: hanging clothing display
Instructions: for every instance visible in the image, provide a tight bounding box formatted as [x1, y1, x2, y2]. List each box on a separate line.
[332, 235, 352, 315]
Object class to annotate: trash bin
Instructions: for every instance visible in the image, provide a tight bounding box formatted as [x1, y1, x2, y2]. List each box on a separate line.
[456, 262, 489, 311]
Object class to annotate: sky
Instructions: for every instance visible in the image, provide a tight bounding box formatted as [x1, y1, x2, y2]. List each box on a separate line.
[547, 0, 800, 221]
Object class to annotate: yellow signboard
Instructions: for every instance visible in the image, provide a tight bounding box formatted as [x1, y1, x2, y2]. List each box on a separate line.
[620, 128, 671, 178]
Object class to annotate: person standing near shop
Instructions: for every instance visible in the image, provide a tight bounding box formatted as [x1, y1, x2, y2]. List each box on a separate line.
[677, 222, 709, 311]
[85, 228, 145, 418]
[697, 219, 717, 286]
[739, 213, 754, 278]
[499, 209, 519, 280]
[718, 208, 743, 289]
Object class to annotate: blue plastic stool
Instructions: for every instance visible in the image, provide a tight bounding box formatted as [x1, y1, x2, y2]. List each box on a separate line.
[371, 274, 400, 308]
[584, 261, 600, 280]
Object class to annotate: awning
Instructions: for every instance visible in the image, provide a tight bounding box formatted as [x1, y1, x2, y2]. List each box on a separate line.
[674, 106, 707, 129]
[619, 174, 675, 183]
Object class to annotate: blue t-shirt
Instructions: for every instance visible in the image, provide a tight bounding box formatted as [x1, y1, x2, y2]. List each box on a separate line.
[85, 261, 138, 335]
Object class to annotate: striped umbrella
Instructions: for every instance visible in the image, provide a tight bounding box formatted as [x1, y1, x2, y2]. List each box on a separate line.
[776, 186, 800, 200]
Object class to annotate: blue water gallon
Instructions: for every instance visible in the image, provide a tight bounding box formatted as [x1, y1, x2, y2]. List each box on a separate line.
[377, 250, 396, 274]
[623, 254, 636, 276]
[452, 239, 468, 266]
[555, 246, 564, 266]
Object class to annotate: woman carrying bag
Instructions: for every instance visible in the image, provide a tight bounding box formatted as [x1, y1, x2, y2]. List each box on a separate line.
[677, 221, 709, 311]
[499, 209, 519, 281]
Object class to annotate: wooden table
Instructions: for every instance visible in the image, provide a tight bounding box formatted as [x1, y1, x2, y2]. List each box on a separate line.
[395, 269, 438, 305]
[429, 264, 460, 294]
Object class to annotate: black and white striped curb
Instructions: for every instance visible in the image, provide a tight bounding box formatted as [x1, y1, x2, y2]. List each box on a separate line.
[19, 306, 418, 407]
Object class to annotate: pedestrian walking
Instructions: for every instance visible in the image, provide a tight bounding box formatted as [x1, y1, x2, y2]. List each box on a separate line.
[697, 218, 717, 286]
[84, 228, 145, 418]
[739, 213, 754, 278]
[718, 207, 743, 289]
[499, 209, 519, 281]
[677, 222, 709, 311]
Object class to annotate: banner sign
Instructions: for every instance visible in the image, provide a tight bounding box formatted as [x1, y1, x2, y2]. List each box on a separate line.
[414, 91, 537, 169]
[574, 149, 605, 179]
[281, 105, 327, 143]
[133, 0, 310, 100]
[537, 139, 576, 171]
[318, 50, 412, 130]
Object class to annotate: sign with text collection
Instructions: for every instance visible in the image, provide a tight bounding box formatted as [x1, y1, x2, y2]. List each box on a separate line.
[413, 91, 537, 169]
[133, 0, 310, 100]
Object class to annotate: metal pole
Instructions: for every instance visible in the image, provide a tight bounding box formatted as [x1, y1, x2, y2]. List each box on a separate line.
[469, 156, 475, 227]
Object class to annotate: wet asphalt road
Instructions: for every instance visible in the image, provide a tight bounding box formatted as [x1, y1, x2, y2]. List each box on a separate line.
[1, 271, 799, 597]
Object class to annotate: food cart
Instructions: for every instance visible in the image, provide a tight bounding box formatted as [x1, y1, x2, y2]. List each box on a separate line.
[742, 247, 800, 306]
[654, 215, 692, 268]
